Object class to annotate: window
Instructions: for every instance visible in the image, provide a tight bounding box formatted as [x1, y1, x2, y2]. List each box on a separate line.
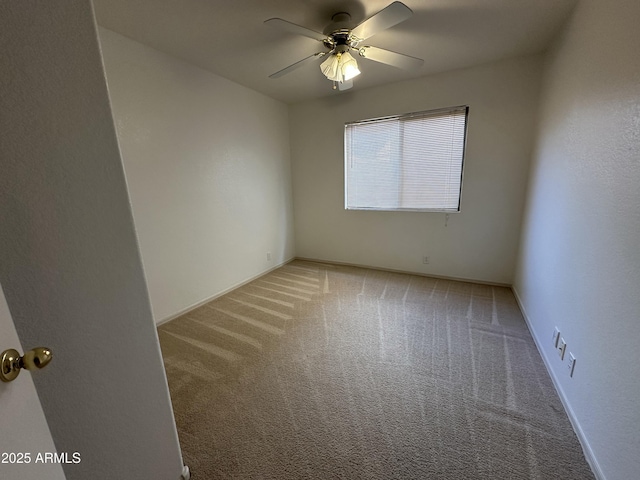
[344, 105, 468, 212]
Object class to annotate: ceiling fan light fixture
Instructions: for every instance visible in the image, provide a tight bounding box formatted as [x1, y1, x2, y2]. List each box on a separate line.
[266, 2, 421, 91]
[341, 52, 361, 81]
[320, 51, 361, 83]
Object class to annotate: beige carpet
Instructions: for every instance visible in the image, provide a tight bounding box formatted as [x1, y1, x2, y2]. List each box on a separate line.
[158, 260, 594, 479]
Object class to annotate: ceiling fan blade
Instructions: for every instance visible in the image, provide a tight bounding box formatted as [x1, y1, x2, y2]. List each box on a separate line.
[358, 46, 424, 71]
[264, 18, 326, 42]
[351, 2, 413, 41]
[269, 52, 327, 78]
[338, 79, 353, 91]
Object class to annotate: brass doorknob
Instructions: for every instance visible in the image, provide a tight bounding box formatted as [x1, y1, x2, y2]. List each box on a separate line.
[0, 347, 52, 383]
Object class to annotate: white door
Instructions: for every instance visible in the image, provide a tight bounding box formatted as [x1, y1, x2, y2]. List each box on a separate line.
[1, 3, 184, 479]
[0, 284, 66, 480]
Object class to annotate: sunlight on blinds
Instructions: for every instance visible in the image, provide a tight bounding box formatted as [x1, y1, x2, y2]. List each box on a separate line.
[345, 106, 468, 211]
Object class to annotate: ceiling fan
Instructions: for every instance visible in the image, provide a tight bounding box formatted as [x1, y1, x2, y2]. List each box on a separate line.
[265, 1, 424, 91]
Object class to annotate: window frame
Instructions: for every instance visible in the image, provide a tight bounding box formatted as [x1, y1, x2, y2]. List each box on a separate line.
[344, 105, 469, 213]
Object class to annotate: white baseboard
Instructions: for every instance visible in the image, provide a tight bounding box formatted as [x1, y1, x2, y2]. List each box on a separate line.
[180, 465, 190, 480]
[156, 257, 295, 326]
[511, 286, 605, 480]
[294, 256, 511, 287]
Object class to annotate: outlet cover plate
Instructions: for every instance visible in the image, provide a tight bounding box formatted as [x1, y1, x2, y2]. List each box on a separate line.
[567, 353, 576, 377]
[557, 337, 566, 360]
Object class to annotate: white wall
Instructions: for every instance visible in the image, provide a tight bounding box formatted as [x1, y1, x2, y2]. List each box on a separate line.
[289, 56, 543, 284]
[98, 28, 295, 323]
[0, 2, 184, 479]
[514, 1, 640, 479]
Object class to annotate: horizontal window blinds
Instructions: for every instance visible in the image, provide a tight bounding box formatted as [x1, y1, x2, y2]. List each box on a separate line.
[345, 106, 468, 211]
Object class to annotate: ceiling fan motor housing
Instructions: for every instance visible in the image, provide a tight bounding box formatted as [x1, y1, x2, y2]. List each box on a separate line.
[323, 12, 354, 35]
[323, 12, 362, 52]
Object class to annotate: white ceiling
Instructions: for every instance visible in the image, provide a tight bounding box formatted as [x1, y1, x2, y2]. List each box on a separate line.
[93, 0, 577, 104]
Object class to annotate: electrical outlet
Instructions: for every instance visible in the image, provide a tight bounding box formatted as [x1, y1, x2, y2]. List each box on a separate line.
[423, 256, 430, 264]
[266, 252, 272, 261]
[552, 327, 560, 348]
[557, 337, 566, 360]
[567, 353, 576, 377]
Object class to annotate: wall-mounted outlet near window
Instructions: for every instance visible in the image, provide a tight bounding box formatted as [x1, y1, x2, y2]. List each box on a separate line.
[266, 252, 272, 261]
